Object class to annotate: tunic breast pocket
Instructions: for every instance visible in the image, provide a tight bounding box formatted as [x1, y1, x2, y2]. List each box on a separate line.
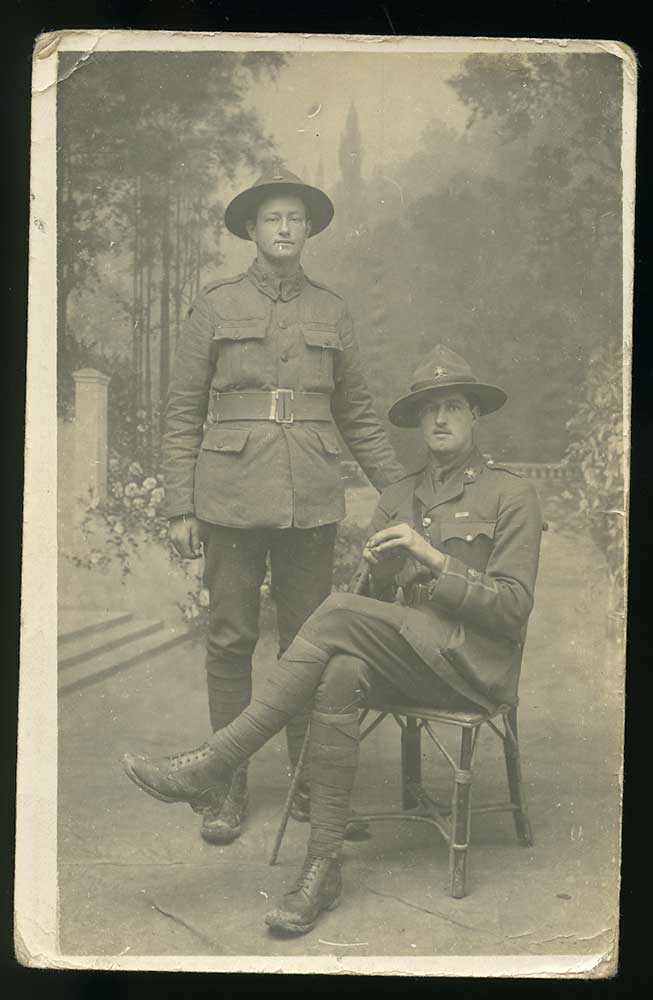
[302, 322, 343, 391]
[212, 319, 268, 388]
[439, 520, 497, 571]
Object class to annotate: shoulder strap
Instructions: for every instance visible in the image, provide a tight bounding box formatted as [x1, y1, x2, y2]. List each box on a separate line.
[486, 460, 524, 478]
[201, 273, 246, 295]
[304, 274, 345, 301]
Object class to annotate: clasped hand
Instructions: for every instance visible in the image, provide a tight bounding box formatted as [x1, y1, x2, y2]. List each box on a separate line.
[363, 522, 437, 572]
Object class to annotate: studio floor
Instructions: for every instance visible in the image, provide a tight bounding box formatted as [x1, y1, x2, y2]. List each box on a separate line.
[57, 526, 623, 967]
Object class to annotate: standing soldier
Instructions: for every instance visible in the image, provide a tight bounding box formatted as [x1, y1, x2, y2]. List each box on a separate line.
[163, 166, 405, 845]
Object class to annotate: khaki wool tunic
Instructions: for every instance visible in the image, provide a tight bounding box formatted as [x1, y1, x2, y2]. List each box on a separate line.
[360, 447, 545, 708]
[162, 261, 405, 526]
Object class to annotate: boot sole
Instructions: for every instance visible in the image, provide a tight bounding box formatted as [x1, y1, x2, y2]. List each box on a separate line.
[265, 895, 341, 936]
[201, 825, 242, 844]
[122, 758, 215, 814]
[201, 806, 248, 844]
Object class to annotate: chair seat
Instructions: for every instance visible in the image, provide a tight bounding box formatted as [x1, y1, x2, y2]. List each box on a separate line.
[365, 701, 515, 727]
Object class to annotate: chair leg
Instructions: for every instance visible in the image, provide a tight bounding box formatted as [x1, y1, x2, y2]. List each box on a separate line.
[503, 707, 534, 847]
[449, 727, 475, 899]
[269, 726, 311, 866]
[401, 717, 422, 809]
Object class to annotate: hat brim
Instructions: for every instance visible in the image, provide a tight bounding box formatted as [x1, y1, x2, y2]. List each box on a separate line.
[224, 182, 335, 240]
[388, 382, 507, 427]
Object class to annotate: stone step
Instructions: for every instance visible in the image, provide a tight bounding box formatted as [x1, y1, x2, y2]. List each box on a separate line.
[58, 618, 164, 670]
[59, 627, 192, 697]
[58, 610, 134, 645]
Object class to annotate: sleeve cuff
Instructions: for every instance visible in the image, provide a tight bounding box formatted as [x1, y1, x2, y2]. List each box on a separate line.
[427, 554, 469, 612]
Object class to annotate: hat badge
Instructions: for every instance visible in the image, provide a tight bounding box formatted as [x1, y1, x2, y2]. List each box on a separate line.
[433, 366, 448, 378]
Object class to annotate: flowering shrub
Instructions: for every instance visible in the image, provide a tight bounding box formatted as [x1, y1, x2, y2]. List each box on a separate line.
[71, 453, 178, 579]
[561, 340, 626, 602]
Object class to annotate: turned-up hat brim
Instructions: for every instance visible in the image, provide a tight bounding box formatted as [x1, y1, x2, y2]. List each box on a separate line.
[389, 379, 507, 427]
[225, 181, 334, 240]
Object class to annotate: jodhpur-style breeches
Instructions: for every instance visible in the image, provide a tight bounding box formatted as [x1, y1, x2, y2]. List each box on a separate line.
[200, 522, 337, 772]
[208, 592, 478, 858]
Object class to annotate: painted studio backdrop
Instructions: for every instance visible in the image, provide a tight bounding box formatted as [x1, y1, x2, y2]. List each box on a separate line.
[55, 48, 626, 959]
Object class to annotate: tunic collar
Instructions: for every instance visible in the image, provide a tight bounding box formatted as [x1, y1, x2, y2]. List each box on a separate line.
[415, 445, 486, 513]
[247, 258, 306, 302]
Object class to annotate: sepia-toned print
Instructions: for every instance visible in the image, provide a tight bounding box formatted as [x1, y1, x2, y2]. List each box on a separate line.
[18, 32, 634, 976]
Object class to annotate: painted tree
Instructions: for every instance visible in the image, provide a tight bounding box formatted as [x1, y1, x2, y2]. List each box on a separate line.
[58, 50, 284, 462]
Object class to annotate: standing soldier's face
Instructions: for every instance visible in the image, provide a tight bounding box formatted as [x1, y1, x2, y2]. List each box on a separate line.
[246, 195, 311, 266]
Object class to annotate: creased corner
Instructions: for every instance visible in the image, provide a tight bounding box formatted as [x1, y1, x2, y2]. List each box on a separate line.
[32, 31, 105, 94]
[34, 32, 65, 61]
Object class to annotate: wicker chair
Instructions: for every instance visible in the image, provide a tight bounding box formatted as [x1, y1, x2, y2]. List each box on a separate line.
[269, 699, 533, 899]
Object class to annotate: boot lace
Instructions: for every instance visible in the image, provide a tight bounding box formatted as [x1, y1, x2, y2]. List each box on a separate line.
[167, 743, 212, 770]
[292, 856, 332, 896]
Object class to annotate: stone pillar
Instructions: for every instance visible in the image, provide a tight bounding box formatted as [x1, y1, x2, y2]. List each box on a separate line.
[72, 368, 111, 503]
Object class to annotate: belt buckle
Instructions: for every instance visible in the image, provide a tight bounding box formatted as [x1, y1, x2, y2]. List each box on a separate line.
[273, 388, 294, 424]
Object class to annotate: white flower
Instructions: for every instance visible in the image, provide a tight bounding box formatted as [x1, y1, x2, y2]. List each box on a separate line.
[124, 482, 139, 498]
[112, 483, 124, 498]
[143, 477, 157, 491]
[113, 522, 125, 536]
[132, 497, 145, 510]
[150, 487, 164, 505]
[137, 424, 146, 433]
[128, 462, 143, 477]
[145, 506, 157, 518]
[122, 497, 132, 509]
[198, 588, 210, 608]
[90, 550, 102, 564]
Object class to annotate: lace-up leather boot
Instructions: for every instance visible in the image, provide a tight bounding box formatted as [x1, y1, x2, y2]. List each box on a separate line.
[265, 855, 342, 935]
[121, 744, 234, 814]
[201, 764, 249, 843]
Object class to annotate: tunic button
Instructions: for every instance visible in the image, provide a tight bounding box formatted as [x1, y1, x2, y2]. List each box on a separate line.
[465, 534, 473, 542]
[280, 351, 289, 363]
[422, 516, 432, 528]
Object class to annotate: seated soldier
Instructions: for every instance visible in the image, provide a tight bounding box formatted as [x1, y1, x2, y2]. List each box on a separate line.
[122, 345, 544, 936]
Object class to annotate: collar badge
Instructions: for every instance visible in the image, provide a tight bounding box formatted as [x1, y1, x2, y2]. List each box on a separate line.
[464, 467, 477, 481]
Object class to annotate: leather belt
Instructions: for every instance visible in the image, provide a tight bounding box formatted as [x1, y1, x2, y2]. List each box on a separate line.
[212, 390, 331, 425]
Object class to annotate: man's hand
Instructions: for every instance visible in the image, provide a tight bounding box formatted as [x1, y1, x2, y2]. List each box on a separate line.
[169, 516, 203, 559]
[365, 522, 445, 575]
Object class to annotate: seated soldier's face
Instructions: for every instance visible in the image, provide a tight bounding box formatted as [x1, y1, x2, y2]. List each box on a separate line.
[247, 195, 311, 265]
[418, 390, 479, 461]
